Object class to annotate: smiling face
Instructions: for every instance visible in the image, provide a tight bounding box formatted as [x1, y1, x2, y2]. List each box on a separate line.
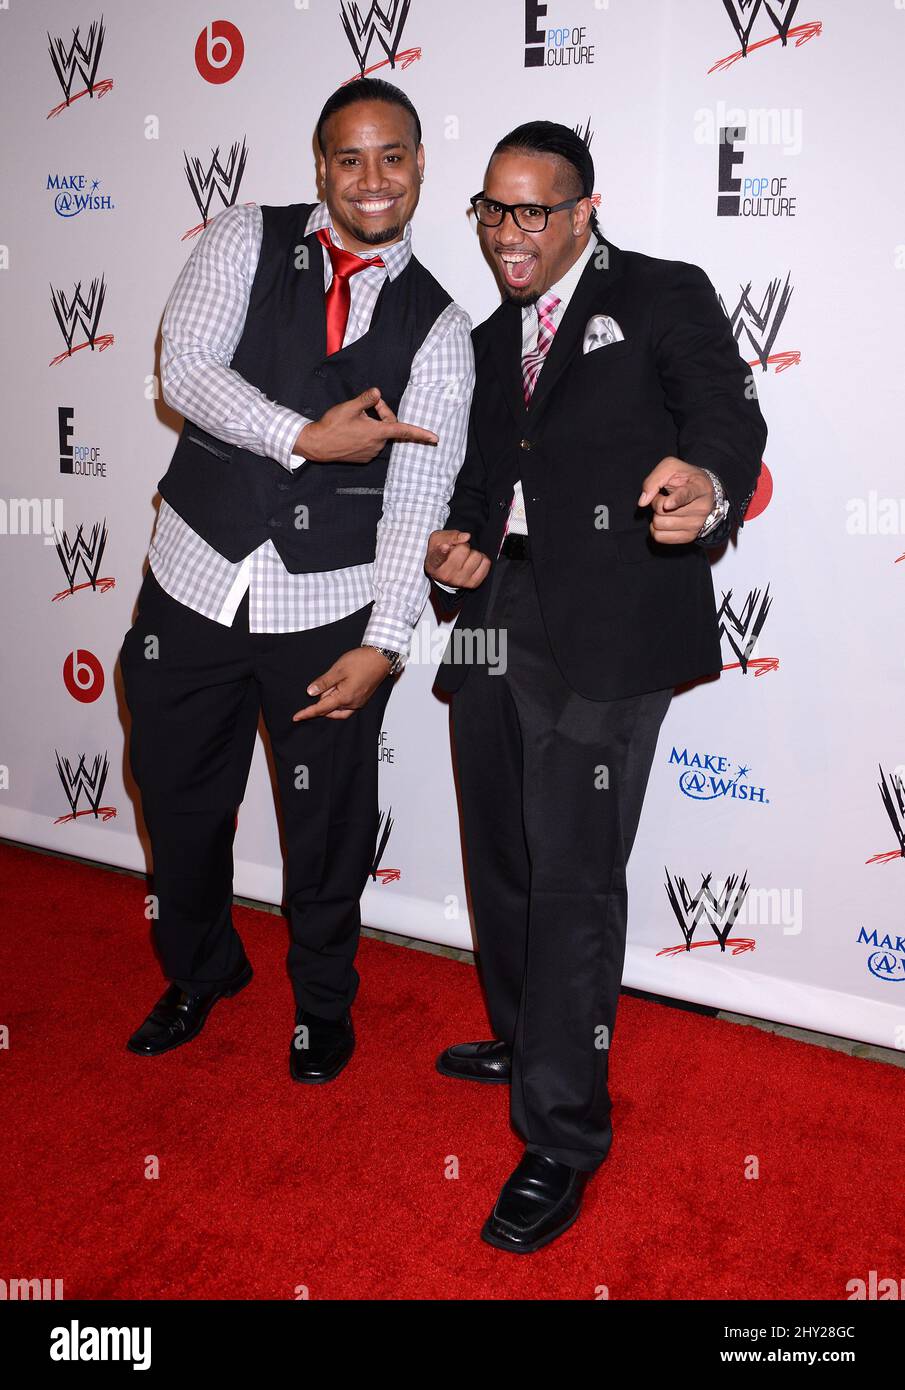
[478, 149, 593, 305]
[318, 98, 424, 254]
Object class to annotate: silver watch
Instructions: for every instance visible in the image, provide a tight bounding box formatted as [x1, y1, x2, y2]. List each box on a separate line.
[362, 644, 403, 676]
[698, 468, 729, 537]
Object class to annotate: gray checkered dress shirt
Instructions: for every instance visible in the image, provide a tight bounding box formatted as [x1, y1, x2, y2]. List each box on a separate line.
[149, 200, 474, 657]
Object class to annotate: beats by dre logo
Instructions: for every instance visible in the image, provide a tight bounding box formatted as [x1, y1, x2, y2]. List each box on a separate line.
[744, 462, 773, 521]
[195, 20, 244, 84]
[63, 649, 105, 703]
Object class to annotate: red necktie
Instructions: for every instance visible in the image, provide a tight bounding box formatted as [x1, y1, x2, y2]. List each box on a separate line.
[316, 227, 385, 356]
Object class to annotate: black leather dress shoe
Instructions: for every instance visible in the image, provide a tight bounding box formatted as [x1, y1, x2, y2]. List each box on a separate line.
[290, 1008, 354, 1084]
[126, 958, 253, 1057]
[481, 1151, 591, 1254]
[436, 1039, 511, 1084]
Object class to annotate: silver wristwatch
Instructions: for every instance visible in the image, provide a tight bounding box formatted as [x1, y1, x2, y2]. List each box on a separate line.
[362, 644, 403, 676]
[698, 468, 730, 537]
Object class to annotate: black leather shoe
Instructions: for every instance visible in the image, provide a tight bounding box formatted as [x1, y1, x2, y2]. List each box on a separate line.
[481, 1151, 591, 1254]
[125, 958, 253, 1057]
[436, 1039, 511, 1084]
[290, 1008, 354, 1084]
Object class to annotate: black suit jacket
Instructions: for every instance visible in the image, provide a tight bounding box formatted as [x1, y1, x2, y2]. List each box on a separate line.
[433, 234, 767, 701]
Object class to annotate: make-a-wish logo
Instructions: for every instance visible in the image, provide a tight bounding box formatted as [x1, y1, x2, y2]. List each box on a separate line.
[658, 869, 754, 956]
[53, 751, 116, 824]
[182, 139, 249, 241]
[51, 520, 114, 602]
[856, 927, 905, 984]
[709, 1, 822, 74]
[371, 807, 400, 883]
[866, 766, 905, 866]
[46, 175, 114, 219]
[49, 277, 114, 365]
[340, 1, 421, 85]
[720, 274, 799, 373]
[47, 16, 113, 119]
[669, 748, 770, 804]
[717, 585, 779, 676]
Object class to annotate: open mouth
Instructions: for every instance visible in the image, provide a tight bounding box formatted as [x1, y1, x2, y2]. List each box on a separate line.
[349, 196, 400, 217]
[497, 250, 538, 289]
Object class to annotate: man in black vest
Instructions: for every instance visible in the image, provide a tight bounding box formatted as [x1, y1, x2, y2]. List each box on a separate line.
[426, 123, 767, 1252]
[120, 81, 474, 1081]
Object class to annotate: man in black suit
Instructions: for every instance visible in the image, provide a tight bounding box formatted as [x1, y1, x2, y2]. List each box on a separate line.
[425, 123, 767, 1253]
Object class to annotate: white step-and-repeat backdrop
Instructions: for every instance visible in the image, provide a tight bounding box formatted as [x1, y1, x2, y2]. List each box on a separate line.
[2, 1, 904, 1049]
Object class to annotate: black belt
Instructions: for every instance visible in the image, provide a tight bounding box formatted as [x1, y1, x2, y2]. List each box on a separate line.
[501, 533, 531, 561]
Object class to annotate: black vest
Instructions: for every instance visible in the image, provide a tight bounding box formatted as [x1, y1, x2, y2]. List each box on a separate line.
[157, 202, 452, 573]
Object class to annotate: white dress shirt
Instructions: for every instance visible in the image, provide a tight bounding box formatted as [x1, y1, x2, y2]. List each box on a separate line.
[507, 234, 598, 537]
[151, 200, 474, 656]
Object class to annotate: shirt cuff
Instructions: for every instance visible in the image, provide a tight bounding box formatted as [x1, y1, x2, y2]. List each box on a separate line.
[265, 408, 312, 472]
[361, 612, 415, 660]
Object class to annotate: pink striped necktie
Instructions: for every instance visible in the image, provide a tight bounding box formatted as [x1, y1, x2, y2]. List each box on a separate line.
[522, 291, 561, 403]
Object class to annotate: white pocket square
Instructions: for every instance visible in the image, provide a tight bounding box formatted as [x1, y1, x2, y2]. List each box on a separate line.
[583, 314, 625, 353]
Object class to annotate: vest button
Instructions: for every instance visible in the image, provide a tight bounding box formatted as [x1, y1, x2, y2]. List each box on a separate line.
[519, 438, 532, 450]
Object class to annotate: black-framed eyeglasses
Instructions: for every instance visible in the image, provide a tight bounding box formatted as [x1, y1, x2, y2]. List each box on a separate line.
[470, 193, 581, 234]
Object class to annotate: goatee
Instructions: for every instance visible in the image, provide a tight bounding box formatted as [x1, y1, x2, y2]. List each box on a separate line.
[503, 287, 541, 308]
[349, 220, 403, 248]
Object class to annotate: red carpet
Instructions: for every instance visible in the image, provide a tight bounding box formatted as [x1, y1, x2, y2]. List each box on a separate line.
[2, 840, 903, 1301]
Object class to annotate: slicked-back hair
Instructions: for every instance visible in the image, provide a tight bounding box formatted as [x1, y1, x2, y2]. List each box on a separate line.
[489, 120, 600, 231]
[316, 79, 422, 153]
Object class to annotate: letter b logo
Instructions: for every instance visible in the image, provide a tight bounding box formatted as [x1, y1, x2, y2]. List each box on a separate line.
[195, 21, 245, 84]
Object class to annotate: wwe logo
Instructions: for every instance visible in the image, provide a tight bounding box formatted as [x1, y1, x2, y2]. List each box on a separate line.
[571, 120, 601, 210]
[52, 520, 114, 599]
[341, 1, 412, 78]
[712, 1, 821, 73]
[717, 585, 778, 676]
[183, 139, 249, 238]
[866, 766, 905, 865]
[663, 869, 751, 953]
[719, 275, 798, 373]
[573, 118, 594, 150]
[371, 806, 400, 883]
[723, 0, 801, 56]
[47, 16, 113, 116]
[53, 751, 116, 824]
[50, 277, 113, 364]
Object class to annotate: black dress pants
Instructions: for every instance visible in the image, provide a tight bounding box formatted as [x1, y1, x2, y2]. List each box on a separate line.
[450, 553, 672, 1170]
[119, 565, 391, 1018]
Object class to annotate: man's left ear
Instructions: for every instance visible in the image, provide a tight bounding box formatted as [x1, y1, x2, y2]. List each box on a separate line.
[573, 197, 592, 236]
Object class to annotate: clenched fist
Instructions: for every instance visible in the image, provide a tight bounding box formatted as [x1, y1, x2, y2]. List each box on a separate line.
[638, 457, 716, 544]
[425, 530, 491, 590]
